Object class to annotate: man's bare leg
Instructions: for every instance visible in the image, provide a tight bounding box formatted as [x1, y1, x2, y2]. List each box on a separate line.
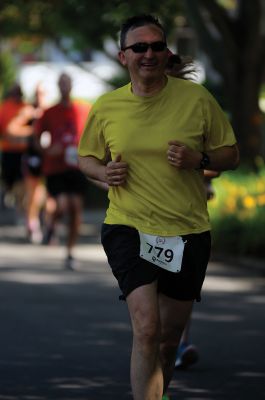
[66, 195, 83, 257]
[126, 282, 163, 400]
[159, 294, 193, 392]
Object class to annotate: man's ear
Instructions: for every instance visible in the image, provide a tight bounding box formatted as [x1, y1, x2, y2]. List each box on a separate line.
[118, 51, 127, 66]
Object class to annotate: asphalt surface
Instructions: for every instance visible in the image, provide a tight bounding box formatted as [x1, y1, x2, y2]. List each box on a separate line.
[0, 208, 264, 400]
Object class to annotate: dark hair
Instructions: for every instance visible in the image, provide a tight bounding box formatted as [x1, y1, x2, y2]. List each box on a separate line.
[166, 54, 197, 80]
[120, 14, 166, 50]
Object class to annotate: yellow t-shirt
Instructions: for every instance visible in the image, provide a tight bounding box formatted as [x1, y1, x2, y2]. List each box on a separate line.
[79, 76, 236, 236]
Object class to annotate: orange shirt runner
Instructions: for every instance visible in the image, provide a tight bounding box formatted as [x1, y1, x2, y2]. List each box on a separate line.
[0, 99, 29, 152]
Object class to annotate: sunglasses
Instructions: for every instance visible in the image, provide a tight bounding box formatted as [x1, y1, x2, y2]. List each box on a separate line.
[122, 41, 167, 53]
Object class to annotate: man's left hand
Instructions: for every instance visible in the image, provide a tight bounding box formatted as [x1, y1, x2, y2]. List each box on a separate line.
[167, 140, 201, 169]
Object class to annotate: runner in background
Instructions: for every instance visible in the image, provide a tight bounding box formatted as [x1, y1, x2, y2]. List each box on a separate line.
[23, 83, 48, 243]
[37, 72, 91, 269]
[0, 83, 38, 214]
[166, 52, 221, 369]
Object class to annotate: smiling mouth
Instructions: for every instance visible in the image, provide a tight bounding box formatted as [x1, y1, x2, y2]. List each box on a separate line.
[141, 62, 157, 68]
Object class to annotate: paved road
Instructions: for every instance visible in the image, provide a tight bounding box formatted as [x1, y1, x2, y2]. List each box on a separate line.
[0, 212, 265, 399]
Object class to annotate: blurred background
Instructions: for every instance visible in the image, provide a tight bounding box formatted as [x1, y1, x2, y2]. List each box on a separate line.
[0, 0, 265, 261]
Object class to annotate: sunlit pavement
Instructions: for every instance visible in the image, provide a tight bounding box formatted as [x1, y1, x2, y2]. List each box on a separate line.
[0, 211, 265, 399]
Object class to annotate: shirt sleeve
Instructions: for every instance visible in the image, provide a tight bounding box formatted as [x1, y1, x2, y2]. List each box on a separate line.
[202, 89, 237, 151]
[78, 106, 106, 161]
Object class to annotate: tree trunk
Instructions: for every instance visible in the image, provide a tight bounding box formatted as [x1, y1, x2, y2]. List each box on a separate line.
[230, 70, 263, 165]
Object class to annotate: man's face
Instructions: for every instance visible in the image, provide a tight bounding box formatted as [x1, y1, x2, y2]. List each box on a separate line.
[119, 24, 168, 84]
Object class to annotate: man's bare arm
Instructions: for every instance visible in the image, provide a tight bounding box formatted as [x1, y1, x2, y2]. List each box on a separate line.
[167, 142, 240, 171]
[78, 155, 107, 181]
[6, 105, 37, 137]
[78, 154, 128, 187]
[205, 144, 240, 171]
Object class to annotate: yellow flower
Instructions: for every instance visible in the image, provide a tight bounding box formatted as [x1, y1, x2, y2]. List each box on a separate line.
[243, 196, 256, 209]
[225, 197, 237, 212]
[257, 194, 265, 206]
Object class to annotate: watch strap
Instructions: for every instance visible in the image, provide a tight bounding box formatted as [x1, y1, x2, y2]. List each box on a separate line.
[198, 152, 210, 169]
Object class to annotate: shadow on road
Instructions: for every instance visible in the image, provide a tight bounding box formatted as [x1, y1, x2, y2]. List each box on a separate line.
[0, 211, 264, 399]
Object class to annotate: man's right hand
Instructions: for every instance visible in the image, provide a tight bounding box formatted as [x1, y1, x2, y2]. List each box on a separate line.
[105, 154, 128, 186]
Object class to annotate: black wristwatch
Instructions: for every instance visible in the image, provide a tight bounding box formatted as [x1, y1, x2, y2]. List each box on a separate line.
[198, 152, 210, 169]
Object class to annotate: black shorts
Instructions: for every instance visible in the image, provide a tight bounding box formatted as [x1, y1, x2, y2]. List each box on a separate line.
[1, 151, 23, 188]
[22, 150, 43, 177]
[46, 169, 88, 197]
[101, 224, 211, 302]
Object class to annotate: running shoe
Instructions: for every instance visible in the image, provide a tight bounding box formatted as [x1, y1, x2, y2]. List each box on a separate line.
[175, 342, 199, 369]
[64, 255, 75, 271]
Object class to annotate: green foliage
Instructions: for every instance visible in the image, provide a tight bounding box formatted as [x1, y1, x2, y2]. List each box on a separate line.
[0, 0, 182, 49]
[0, 0, 183, 89]
[57, 0, 181, 50]
[0, 0, 58, 37]
[209, 166, 265, 259]
[0, 52, 16, 99]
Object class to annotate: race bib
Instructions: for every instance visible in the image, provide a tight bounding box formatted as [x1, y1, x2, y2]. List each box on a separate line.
[139, 231, 186, 273]
[65, 145, 78, 166]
